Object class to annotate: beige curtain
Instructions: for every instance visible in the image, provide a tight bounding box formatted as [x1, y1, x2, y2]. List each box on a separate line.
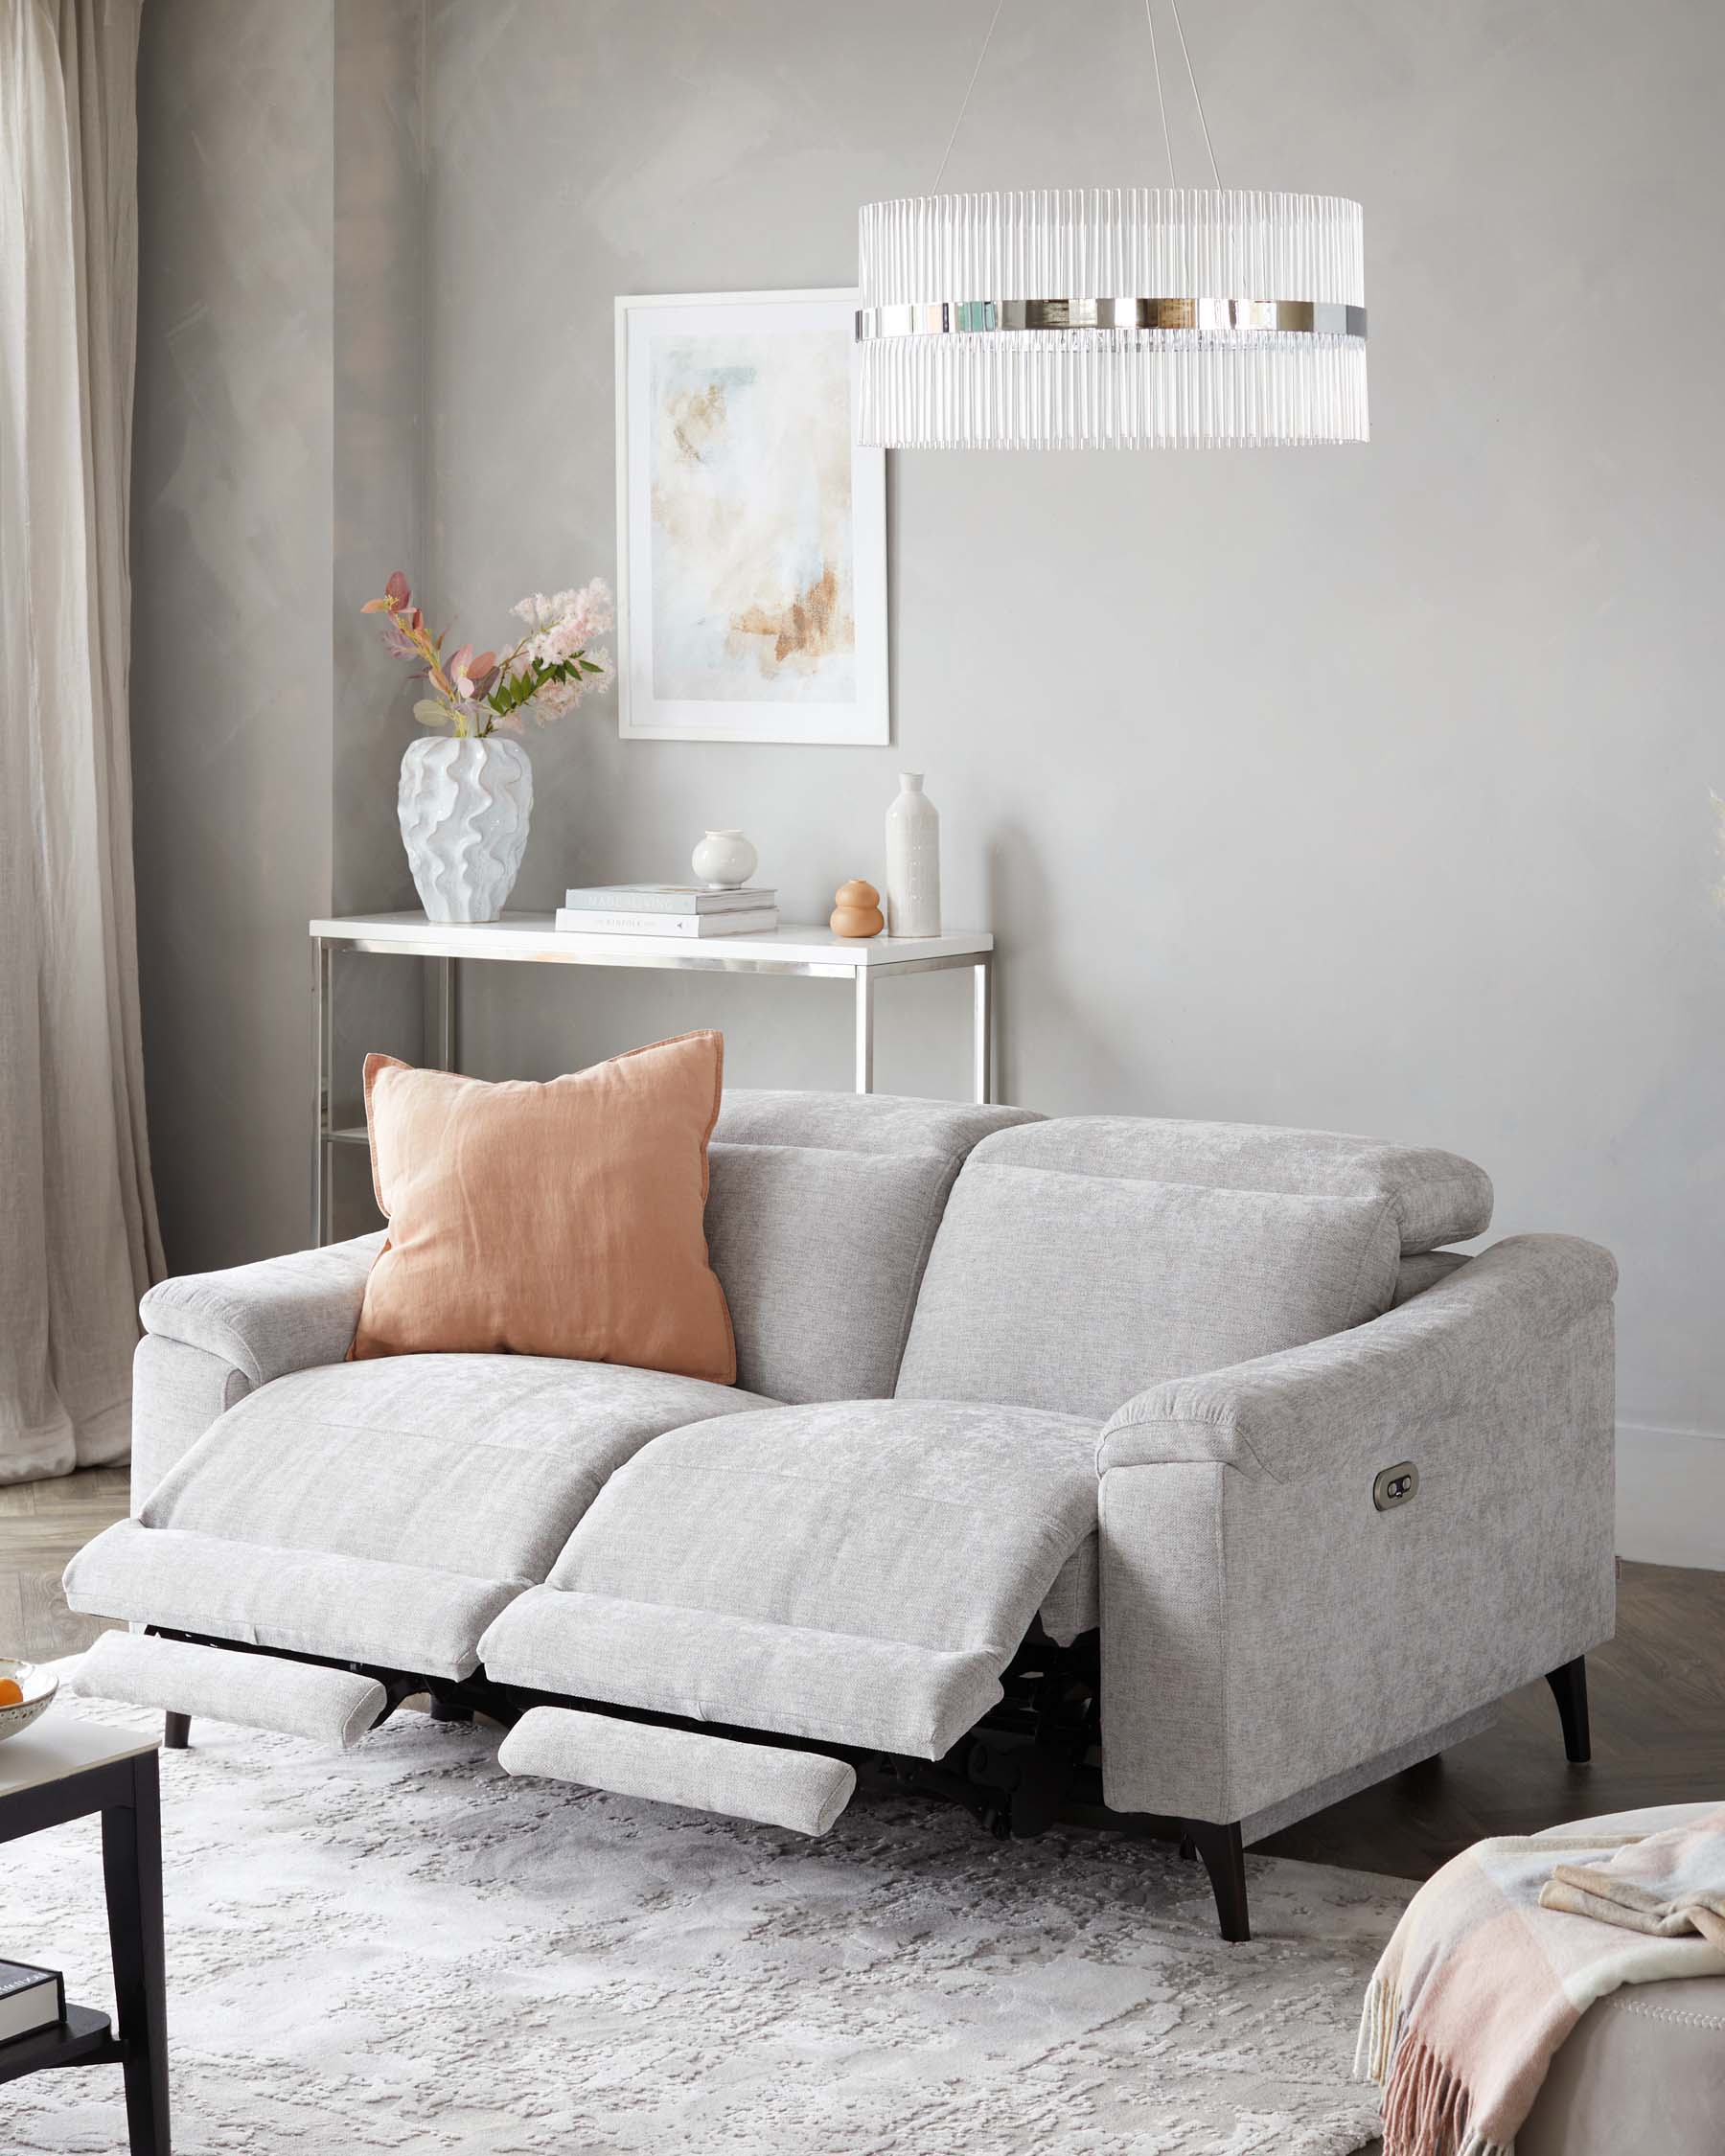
[0, 0, 161, 1482]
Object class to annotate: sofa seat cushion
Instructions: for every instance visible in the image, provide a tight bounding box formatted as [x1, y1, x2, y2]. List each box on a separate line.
[136, 1353, 777, 1582]
[477, 1397, 1100, 1756]
[63, 1356, 777, 1679]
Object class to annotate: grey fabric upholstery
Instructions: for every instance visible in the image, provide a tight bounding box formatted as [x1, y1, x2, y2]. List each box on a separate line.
[480, 1398, 1099, 1755]
[1238, 1704, 1499, 1844]
[128, 1232, 384, 1511]
[63, 1521, 518, 1677]
[70, 1358, 775, 1678]
[1099, 1233, 1618, 1482]
[81, 1089, 1615, 1875]
[713, 1088, 1039, 1158]
[1038, 1533, 1098, 1646]
[498, 1706, 857, 1834]
[703, 1089, 1039, 1403]
[706, 1145, 958, 1403]
[129, 1332, 252, 1510]
[72, 1630, 386, 1750]
[542, 1398, 1097, 1615]
[962, 1117, 1492, 1253]
[1392, 1249, 1471, 1306]
[138, 1231, 383, 1385]
[481, 1592, 1006, 1758]
[897, 1167, 1403, 1420]
[138, 1354, 775, 1584]
[1096, 1233, 1618, 1823]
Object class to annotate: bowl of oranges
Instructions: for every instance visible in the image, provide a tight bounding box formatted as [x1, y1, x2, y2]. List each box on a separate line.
[0, 1658, 57, 1743]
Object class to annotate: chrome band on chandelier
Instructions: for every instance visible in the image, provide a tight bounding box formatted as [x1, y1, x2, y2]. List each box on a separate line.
[857, 297, 1368, 340]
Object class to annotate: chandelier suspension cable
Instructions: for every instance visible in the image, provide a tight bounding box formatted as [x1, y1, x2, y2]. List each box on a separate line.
[1142, 0, 1176, 186]
[939, 0, 1218, 199]
[1165, 0, 1222, 187]
[932, 0, 1008, 192]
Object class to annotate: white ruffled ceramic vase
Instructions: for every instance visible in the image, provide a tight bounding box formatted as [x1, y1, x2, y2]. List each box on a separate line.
[398, 735, 533, 924]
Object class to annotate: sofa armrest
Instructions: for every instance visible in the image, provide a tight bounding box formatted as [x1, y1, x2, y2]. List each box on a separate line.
[1097, 1233, 1618, 1484]
[1094, 1232, 1618, 1827]
[139, 1233, 383, 1389]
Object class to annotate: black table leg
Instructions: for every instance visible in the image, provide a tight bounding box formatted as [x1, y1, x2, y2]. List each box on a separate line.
[103, 1752, 171, 2155]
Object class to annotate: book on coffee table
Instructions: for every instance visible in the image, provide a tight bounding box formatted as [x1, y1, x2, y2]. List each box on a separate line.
[562, 883, 776, 915]
[0, 1961, 65, 2047]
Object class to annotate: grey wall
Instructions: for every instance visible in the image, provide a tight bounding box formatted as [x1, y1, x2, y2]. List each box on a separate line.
[133, 0, 428, 1261]
[132, 0, 1725, 1559]
[131, 1, 336, 1269]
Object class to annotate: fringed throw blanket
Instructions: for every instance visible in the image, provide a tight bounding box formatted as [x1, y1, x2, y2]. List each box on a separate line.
[1357, 1809, 1725, 2156]
[1538, 1806, 1725, 1946]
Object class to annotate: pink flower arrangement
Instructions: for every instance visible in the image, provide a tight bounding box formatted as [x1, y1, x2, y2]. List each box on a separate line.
[361, 570, 612, 737]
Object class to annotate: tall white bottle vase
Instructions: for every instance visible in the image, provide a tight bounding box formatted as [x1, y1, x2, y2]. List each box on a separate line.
[886, 772, 940, 937]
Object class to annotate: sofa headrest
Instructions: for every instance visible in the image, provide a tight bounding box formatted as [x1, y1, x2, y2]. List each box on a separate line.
[965, 1117, 1491, 1255]
[714, 1089, 1040, 1159]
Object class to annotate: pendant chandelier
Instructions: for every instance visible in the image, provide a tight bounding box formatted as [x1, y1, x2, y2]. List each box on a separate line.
[855, 2, 1368, 450]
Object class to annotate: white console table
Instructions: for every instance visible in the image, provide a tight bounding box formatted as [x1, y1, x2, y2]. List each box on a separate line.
[309, 911, 995, 1244]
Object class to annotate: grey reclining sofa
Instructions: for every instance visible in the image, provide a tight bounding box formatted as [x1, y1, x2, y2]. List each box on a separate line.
[64, 1090, 1618, 1940]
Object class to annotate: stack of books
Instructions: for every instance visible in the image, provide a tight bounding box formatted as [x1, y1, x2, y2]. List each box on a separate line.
[0, 1959, 65, 2048]
[554, 884, 779, 939]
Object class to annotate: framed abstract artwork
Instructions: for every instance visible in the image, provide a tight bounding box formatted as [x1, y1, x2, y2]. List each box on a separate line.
[615, 288, 888, 745]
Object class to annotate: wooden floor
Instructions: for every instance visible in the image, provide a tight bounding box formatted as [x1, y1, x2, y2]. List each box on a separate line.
[0, 1465, 128, 1661]
[4, 1471, 1720, 1881]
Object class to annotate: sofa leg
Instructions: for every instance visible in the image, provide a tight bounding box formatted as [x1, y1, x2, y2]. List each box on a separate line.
[163, 1711, 190, 1751]
[428, 1697, 473, 1727]
[1183, 1819, 1250, 1943]
[1545, 1656, 1591, 1764]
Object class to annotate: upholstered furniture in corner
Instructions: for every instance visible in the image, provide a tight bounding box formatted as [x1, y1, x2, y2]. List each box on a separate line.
[63, 1090, 1618, 1940]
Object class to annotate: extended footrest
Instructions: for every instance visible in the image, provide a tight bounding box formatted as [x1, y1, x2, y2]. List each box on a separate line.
[496, 1706, 856, 1836]
[71, 1632, 387, 1752]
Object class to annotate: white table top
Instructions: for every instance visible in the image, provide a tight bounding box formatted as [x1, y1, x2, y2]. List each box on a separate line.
[0, 1707, 157, 1801]
[310, 912, 992, 971]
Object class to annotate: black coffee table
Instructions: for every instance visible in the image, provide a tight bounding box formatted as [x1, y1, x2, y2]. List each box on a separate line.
[0, 1710, 170, 2153]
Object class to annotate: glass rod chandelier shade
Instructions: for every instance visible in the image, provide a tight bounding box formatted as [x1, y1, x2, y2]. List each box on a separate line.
[856, 188, 1368, 449]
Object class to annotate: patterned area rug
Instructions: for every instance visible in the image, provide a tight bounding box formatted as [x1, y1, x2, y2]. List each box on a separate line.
[7, 1691, 1400, 2153]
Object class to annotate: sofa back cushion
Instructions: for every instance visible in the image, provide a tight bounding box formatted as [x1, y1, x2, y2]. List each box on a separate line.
[704, 1090, 1040, 1403]
[893, 1114, 1473, 1418]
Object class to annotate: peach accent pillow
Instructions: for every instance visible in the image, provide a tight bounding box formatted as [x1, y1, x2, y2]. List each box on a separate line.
[351, 1031, 735, 1383]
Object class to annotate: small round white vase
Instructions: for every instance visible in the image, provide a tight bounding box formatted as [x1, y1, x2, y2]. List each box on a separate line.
[691, 829, 758, 890]
[398, 734, 533, 924]
[885, 772, 940, 937]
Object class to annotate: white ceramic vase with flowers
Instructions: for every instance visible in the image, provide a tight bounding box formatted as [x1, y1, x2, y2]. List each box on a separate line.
[362, 571, 613, 924]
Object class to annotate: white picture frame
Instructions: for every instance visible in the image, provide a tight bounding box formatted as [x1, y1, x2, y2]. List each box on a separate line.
[615, 288, 888, 745]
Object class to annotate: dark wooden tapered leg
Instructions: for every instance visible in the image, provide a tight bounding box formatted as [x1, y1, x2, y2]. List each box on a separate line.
[1546, 1656, 1591, 1764]
[162, 1712, 190, 1751]
[103, 1751, 171, 2155]
[1184, 1819, 1250, 1943]
[428, 1699, 473, 1726]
